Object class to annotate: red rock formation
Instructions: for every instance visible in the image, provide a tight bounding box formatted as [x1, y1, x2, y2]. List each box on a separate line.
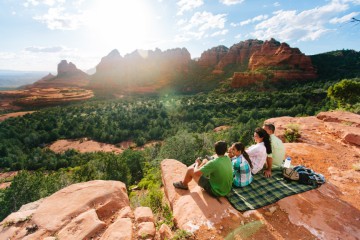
[90, 48, 191, 93]
[196, 38, 317, 87]
[57, 60, 80, 76]
[29, 60, 90, 89]
[216, 39, 263, 70]
[230, 39, 317, 87]
[197, 45, 229, 68]
[249, 39, 316, 73]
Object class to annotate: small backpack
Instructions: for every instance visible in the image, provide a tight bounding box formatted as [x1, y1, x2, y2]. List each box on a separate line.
[283, 165, 326, 186]
[283, 167, 299, 181]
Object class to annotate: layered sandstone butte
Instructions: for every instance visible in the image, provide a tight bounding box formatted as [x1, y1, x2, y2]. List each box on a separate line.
[29, 60, 90, 89]
[197, 38, 317, 87]
[90, 48, 191, 93]
[233, 39, 317, 87]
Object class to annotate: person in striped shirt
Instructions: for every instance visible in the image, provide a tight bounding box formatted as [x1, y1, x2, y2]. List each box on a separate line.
[230, 142, 253, 187]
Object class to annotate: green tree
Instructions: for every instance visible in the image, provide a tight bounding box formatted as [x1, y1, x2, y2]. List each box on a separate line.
[327, 79, 360, 107]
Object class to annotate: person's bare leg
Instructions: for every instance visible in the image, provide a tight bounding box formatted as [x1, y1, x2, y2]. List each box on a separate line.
[182, 166, 195, 186]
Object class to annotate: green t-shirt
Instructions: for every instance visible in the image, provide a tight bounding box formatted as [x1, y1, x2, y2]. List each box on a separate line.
[200, 155, 233, 196]
[268, 134, 286, 168]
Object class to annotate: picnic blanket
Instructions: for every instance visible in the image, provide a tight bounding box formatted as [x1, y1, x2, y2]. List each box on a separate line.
[226, 169, 319, 211]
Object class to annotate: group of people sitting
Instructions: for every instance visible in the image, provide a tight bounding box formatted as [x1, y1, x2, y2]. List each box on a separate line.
[173, 123, 286, 198]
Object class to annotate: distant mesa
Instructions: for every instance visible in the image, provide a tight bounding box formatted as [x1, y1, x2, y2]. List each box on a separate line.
[28, 60, 90, 89]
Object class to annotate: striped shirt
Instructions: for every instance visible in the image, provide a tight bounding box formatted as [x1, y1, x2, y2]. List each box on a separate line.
[232, 155, 253, 187]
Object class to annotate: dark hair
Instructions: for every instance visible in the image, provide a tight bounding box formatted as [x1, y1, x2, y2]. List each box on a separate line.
[255, 127, 272, 154]
[233, 142, 253, 169]
[214, 141, 227, 155]
[264, 123, 275, 133]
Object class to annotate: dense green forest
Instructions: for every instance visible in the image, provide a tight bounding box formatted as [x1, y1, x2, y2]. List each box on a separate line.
[0, 76, 355, 222]
[311, 50, 360, 80]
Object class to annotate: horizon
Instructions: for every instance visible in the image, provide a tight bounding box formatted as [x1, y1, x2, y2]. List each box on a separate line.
[1, 0, 360, 72]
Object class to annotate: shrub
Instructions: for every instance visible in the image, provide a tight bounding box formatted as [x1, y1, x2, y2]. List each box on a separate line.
[284, 124, 301, 143]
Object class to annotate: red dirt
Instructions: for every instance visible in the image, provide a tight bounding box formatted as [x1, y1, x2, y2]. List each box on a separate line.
[0, 111, 35, 122]
[49, 139, 124, 154]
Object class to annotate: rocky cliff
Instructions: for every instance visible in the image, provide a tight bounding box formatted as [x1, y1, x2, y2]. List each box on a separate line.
[197, 38, 317, 87]
[29, 60, 90, 89]
[90, 48, 191, 93]
[161, 111, 360, 239]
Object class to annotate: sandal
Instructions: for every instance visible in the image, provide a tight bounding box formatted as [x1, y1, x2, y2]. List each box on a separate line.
[173, 181, 189, 190]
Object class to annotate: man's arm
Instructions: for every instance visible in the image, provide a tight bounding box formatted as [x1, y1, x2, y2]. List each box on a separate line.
[264, 156, 273, 177]
[192, 158, 203, 181]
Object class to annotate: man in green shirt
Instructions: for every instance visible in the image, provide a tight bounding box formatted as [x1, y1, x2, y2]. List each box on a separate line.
[173, 141, 233, 197]
[263, 123, 286, 177]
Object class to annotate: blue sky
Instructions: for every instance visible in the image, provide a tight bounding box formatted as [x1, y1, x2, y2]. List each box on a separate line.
[0, 0, 359, 72]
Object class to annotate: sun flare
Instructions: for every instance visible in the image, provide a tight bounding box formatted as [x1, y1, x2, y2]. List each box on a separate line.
[86, 0, 158, 53]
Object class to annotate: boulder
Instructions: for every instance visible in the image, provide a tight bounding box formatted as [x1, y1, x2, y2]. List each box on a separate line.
[137, 222, 156, 239]
[100, 218, 133, 240]
[159, 223, 173, 240]
[57, 209, 106, 239]
[0, 180, 129, 239]
[117, 206, 134, 219]
[31, 180, 128, 232]
[134, 207, 154, 223]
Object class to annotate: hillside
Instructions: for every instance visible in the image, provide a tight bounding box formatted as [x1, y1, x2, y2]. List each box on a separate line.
[1, 111, 359, 239]
[310, 49, 360, 80]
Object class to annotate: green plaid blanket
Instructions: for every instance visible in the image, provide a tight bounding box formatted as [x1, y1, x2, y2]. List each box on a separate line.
[226, 170, 319, 211]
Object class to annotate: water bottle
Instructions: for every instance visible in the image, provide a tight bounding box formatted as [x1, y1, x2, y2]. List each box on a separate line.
[284, 157, 291, 168]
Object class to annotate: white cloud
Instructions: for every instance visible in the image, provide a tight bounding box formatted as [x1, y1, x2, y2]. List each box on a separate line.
[25, 46, 66, 53]
[330, 12, 359, 23]
[251, 0, 350, 42]
[342, 0, 360, 5]
[33, 7, 85, 30]
[231, 14, 268, 27]
[23, 0, 39, 7]
[177, 0, 204, 15]
[187, 11, 227, 31]
[220, 0, 244, 5]
[23, 0, 65, 7]
[175, 11, 227, 41]
[211, 29, 229, 36]
[0, 52, 16, 59]
[273, 2, 280, 7]
[235, 33, 242, 39]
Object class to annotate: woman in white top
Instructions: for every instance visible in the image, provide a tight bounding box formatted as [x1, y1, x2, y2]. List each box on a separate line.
[247, 127, 272, 174]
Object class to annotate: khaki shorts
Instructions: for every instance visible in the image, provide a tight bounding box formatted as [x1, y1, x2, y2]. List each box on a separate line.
[198, 175, 217, 197]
